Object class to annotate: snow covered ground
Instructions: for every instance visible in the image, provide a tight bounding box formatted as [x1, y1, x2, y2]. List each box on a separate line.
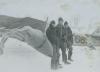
[0, 38, 99, 72]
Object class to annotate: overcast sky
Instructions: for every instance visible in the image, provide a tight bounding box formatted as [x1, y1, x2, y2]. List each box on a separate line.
[0, 0, 100, 33]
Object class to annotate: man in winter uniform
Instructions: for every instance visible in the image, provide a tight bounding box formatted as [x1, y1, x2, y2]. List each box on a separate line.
[55, 17, 68, 64]
[64, 21, 73, 61]
[46, 20, 60, 69]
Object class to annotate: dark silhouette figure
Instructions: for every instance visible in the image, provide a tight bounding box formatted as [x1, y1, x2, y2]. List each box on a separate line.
[55, 17, 68, 64]
[64, 21, 73, 61]
[46, 20, 60, 69]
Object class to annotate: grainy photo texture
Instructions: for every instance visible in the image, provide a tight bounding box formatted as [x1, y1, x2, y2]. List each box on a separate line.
[0, 0, 99, 72]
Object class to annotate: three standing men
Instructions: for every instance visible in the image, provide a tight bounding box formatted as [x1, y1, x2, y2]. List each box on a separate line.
[46, 17, 73, 70]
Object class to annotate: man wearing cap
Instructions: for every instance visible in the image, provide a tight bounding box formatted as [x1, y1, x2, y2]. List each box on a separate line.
[55, 17, 68, 64]
[46, 20, 60, 69]
[64, 21, 73, 61]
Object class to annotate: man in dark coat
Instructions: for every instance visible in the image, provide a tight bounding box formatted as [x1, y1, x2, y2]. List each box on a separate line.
[64, 21, 73, 61]
[46, 20, 60, 69]
[55, 17, 68, 64]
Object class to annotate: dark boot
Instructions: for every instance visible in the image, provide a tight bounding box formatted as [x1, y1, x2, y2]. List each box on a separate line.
[68, 47, 73, 61]
[51, 60, 62, 70]
[62, 50, 68, 63]
[64, 60, 71, 64]
[51, 58, 58, 70]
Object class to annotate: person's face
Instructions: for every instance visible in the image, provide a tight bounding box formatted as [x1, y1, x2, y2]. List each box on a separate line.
[65, 24, 68, 28]
[52, 23, 55, 27]
[59, 20, 63, 25]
